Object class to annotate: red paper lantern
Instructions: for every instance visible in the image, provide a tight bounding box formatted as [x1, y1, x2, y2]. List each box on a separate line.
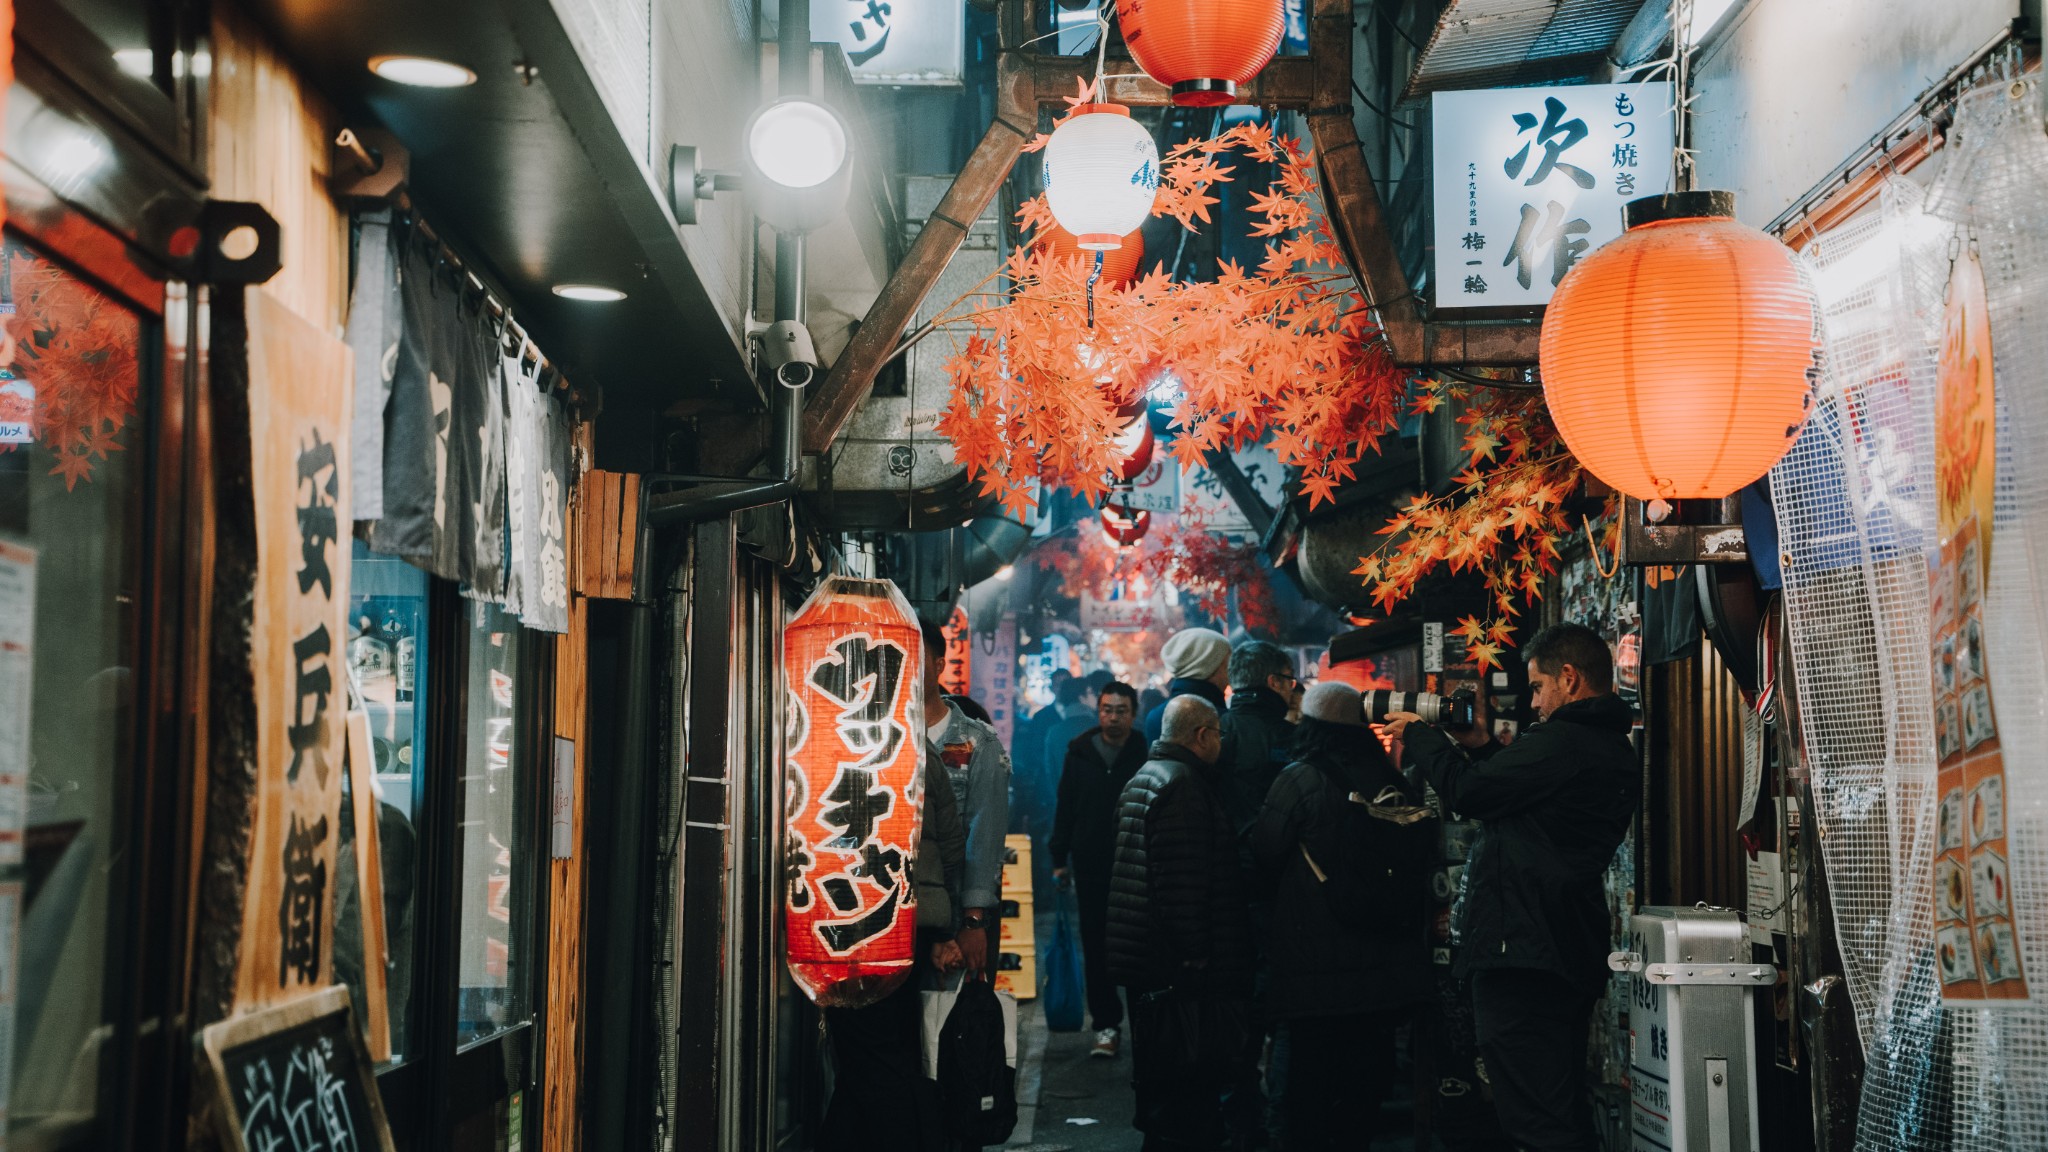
[783, 576, 926, 1008]
[1112, 416, 1155, 482]
[1034, 225, 1145, 285]
[1540, 191, 1820, 502]
[1116, 0, 1286, 107]
[1101, 504, 1151, 545]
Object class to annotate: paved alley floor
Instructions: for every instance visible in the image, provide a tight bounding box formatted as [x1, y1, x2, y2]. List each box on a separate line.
[1005, 997, 1429, 1152]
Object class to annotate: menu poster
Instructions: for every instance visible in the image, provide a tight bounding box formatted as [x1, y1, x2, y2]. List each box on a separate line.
[1930, 248, 2027, 1002]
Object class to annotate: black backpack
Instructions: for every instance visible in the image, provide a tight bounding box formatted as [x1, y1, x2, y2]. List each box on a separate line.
[1305, 765, 1434, 928]
[937, 977, 1017, 1148]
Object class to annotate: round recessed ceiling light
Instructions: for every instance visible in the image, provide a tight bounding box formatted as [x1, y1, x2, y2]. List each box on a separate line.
[552, 284, 627, 302]
[369, 55, 478, 88]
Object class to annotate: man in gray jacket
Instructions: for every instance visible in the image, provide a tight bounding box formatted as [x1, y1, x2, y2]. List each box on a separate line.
[921, 621, 1012, 975]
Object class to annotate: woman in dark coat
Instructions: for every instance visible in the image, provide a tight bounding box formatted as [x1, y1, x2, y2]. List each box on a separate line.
[1250, 681, 1434, 1152]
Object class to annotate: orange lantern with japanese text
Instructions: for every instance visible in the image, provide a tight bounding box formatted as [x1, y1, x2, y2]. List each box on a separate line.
[1540, 191, 1821, 501]
[1111, 414, 1155, 482]
[1033, 225, 1145, 285]
[1117, 0, 1286, 107]
[783, 576, 926, 1008]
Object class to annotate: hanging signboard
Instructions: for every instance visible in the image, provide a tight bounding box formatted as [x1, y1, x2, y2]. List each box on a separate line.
[237, 292, 354, 1010]
[970, 613, 1019, 748]
[939, 605, 973, 696]
[1431, 82, 1675, 308]
[1929, 249, 2027, 1002]
[783, 576, 926, 1008]
[1082, 590, 1157, 633]
[1127, 452, 1179, 514]
[1182, 443, 1285, 536]
[811, 0, 963, 85]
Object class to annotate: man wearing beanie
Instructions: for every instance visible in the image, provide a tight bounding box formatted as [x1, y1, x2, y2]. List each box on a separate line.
[1142, 627, 1231, 742]
[1251, 681, 1433, 1152]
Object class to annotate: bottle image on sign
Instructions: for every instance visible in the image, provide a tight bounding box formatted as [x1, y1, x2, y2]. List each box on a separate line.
[783, 576, 927, 1008]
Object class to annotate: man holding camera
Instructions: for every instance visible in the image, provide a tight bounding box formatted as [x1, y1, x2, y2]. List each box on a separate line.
[1382, 623, 1638, 1152]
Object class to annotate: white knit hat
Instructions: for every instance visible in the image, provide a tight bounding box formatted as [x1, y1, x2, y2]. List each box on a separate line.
[1300, 681, 1367, 726]
[1161, 628, 1231, 680]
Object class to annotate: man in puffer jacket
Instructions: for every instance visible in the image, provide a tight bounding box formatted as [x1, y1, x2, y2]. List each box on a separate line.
[1251, 682, 1433, 1152]
[1386, 623, 1639, 1152]
[1107, 695, 1253, 1152]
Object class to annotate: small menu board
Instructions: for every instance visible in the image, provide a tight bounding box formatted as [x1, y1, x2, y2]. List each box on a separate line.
[198, 985, 396, 1151]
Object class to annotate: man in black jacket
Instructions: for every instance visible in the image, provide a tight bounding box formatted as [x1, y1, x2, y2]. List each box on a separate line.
[1385, 623, 1638, 1152]
[1219, 640, 1301, 842]
[1049, 680, 1149, 1058]
[1108, 695, 1253, 1152]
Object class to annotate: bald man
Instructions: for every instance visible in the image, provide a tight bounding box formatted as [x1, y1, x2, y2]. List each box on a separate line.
[1104, 696, 1256, 1152]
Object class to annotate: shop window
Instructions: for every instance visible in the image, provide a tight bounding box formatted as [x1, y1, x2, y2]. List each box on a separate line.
[0, 237, 146, 1144]
[456, 600, 534, 1048]
[338, 539, 429, 1065]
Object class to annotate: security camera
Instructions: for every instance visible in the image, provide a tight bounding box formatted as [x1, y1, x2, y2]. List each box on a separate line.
[757, 321, 818, 389]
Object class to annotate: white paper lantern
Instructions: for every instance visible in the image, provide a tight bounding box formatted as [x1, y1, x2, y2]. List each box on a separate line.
[1042, 104, 1159, 250]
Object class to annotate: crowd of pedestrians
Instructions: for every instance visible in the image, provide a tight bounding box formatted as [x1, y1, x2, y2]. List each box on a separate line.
[1043, 622, 1639, 1152]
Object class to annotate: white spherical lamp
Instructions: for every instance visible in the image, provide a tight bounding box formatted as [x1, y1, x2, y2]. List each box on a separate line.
[1043, 104, 1159, 250]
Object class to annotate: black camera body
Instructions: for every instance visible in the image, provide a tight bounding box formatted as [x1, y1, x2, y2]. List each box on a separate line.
[1361, 688, 1477, 731]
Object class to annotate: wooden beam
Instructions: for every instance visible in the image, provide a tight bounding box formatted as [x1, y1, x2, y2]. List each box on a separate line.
[801, 53, 1037, 456]
[1302, 0, 1541, 370]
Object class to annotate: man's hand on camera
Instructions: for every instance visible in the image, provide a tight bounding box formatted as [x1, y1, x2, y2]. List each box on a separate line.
[1455, 689, 1494, 749]
[1382, 711, 1424, 741]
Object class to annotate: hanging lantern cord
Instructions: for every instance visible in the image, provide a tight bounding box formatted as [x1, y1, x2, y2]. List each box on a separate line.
[1087, 249, 1104, 328]
[1583, 514, 1622, 580]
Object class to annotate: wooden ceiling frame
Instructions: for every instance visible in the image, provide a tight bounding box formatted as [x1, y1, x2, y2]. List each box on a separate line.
[798, 0, 1538, 458]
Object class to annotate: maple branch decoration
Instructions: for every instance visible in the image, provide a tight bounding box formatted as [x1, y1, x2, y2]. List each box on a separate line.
[934, 105, 1410, 521]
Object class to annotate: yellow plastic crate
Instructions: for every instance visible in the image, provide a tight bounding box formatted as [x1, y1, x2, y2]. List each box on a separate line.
[998, 901, 1035, 946]
[994, 946, 1037, 1000]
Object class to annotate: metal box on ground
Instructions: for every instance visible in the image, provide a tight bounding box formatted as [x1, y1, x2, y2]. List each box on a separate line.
[1612, 906, 1772, 1152]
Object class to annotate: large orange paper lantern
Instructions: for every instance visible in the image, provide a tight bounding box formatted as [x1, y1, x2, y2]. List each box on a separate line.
[1034, 225, 1145, 285]
[783, 576, 926, 1008]
[1540, 191, 1821, 502]
[1117, 0, 1286, 107]
[1111, 416, 1155, 482]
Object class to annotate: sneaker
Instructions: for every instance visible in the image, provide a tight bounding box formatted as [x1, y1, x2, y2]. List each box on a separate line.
[1090, 1027, 1120, 1059]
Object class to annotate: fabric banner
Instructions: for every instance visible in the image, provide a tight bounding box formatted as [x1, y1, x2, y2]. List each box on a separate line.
[1929, 248, 2027, 1001]
[344, 210, 400, 523]
[502, 349, 570, 633]
[368, 227, 506, 597]
[237, 291, 353, 1008]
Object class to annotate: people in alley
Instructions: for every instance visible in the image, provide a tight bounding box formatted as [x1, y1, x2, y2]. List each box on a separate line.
[1108, 695, 1255, 1152]
[1251, 681, 1433, 1151]
[1142, 628, 1230, 741]
[923, 621, 1012, 977]
[1049, 679, 1149, 1059]
[1385, 623, 1639, 1152]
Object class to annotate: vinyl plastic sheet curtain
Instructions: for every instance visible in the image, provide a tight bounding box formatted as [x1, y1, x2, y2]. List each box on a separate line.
[1772, 76, 2048, 1150]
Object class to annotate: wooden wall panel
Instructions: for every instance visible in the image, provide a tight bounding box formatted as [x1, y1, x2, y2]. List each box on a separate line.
[209, 0, 349, 335]
[542, 592, 589, 1152]
[571, 470, 640, 601]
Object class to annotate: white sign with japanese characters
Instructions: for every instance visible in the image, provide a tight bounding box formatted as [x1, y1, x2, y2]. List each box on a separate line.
[1432, 83, 1675, 308]
[812, 0, 963, 85]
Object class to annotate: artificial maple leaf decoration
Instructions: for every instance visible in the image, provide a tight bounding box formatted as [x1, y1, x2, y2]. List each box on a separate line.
[2, 249, 143, 490]
[1353, 381, 1612, 654]
[932, 123, 1412, 519]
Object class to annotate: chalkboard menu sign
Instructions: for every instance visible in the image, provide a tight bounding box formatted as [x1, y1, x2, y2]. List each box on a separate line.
[199, 985, 397, 1152]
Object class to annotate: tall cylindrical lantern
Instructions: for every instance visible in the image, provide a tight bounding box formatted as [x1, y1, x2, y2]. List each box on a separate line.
[1043, 105, 1159, 249]
[783, 576, 926, 1008]
[1116, 0, 1286, 107]
[1539, 191, 1821, 501]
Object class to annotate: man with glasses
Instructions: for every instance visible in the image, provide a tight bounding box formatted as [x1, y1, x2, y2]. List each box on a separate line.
[1049, 680, 1148, 1058]
[1107, 696, 1255, 1152]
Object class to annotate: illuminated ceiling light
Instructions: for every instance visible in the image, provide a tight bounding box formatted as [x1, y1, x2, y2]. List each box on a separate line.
[369, 55, 478, 88]
[1681, 0, 1744, 47]
[994, 565, 1015, 582]
[747, 100, 849, 190]
[113, 48, 153, 77]
[552, 284, 627, 302]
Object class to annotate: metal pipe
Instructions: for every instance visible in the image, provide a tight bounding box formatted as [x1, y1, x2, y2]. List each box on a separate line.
[780, 0, 811, 97]
[774, 232, 807, 324]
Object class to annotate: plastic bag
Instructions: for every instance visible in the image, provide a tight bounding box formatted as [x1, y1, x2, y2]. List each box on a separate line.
[1042, 892, 1085, 1032]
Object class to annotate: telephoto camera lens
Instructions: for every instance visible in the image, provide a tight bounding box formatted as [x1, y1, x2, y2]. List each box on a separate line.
[1361, 689, 1476, 730]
